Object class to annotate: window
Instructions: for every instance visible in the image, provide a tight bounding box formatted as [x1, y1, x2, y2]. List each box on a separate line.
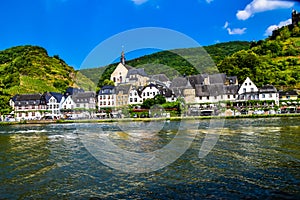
[113, 77, 116, 82]
[262, 94, 265, 98]
[243, 88, 246, 93]
[245, 83, 247, 86]
[199, 97, 202, 100]
[249, 82, 252, 85]
[207, 96, 209, 100]
[251, 88, 254, 92]
[134, 98, 137, 102]
[228, 95, 230, 99]
[269, 94, 272, 98]
[130, 98, 133, 102]
[147, 92, 150, 96]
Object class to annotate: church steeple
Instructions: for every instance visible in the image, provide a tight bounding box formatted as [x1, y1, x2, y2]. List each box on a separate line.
[120, 51, 126, 65]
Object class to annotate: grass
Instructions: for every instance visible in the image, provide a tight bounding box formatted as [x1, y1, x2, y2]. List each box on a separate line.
[5, 76, 59, 95]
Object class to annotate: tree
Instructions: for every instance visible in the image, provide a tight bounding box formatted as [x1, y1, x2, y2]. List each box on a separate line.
[154, 94, 166, 105]
[102, 79, 115, 86]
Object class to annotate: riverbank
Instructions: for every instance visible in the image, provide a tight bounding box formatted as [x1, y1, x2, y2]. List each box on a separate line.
[1, 113, 300, 126]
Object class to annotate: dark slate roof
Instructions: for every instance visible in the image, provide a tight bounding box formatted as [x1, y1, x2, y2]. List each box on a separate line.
[116, 84, 131, 95]
[279, 90, 298, 96]
[172, 88, 185, 97]
[259, 85, 277, 93]
[65, 87, 85, 96]
[170, 77, 188, 88]
[15, 93, 42, 101]
[11, 94, 18, 102]
[99, 85, 115, 95]
[151, 74, 169, 82]
[14, 93, 46, 106]
[125, 65, 133, 70]
[72, 92, 96, 103]
[50, 92, 64, 102]
[142, 83, 158, 90]
[159, 88, 174, 98]
[188, 74, 205, 88]
[126, 68, 148, 78]
[44, 92, 64, 103]
[226, 76, 238, 85]
[208, 73, 226, 84]
[224, 85, 239, 94]
[195, 84, 226, 97]
[195, 85, 209, 97]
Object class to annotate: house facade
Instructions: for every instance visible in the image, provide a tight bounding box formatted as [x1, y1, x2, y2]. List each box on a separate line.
[128, 86, 143, 105]
[98, 85, 116, 109]
[13, 94, 47, 121]
[116, 84, 131, 107]
[44, 92, 65, 119]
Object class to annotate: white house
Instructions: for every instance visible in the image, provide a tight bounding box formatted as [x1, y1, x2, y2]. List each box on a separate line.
[237, 77, 259, 101]
[98, 85, 116, 109]
[44, 92, 65, 119]
[259, 85, 279, 105]
[13, 93, 47, 121]
[128, 86, 143, 105]
[141, 84, 160, 102]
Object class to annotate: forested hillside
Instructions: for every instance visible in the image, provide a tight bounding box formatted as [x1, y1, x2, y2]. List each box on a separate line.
[0, 46, 77, 113]
[82, 41, 250, 88]
[218, 25, 300, 89]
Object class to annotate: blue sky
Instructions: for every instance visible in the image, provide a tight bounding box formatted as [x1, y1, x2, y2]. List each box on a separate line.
[0, 0, 299, 69]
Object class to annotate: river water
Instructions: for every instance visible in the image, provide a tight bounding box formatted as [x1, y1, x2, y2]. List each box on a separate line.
[0, 117, 299, 199]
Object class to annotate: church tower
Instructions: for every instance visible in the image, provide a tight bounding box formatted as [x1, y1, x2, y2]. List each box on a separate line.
[120, 51, 126, 65]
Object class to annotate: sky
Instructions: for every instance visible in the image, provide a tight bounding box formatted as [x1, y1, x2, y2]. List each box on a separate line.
[0, 0, 299, 69]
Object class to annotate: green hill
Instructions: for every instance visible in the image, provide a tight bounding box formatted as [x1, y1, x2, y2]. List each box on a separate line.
[218, 25, 300, 90]
[78, 41, 250, 88]
[0, 45, 94, 113]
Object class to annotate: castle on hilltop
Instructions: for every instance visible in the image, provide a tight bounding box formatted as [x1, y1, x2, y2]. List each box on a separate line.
[292, 9, 300, 26]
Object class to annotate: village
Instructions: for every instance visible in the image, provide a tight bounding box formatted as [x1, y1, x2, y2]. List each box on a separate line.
[4, 51, 299, 122]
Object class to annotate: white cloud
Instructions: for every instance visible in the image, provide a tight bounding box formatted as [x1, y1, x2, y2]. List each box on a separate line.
[236, 0, 294, 20]
[223, 21, 229, 29]
[264, 18, 292, 36]
[131, 0, 148, 5]
[227, 27, 247, 35]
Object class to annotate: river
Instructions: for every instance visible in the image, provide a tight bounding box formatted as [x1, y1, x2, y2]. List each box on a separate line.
[0, 117, 299, 199]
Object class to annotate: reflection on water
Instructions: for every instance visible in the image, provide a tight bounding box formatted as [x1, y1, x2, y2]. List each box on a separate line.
[0, 117, 299, 199]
